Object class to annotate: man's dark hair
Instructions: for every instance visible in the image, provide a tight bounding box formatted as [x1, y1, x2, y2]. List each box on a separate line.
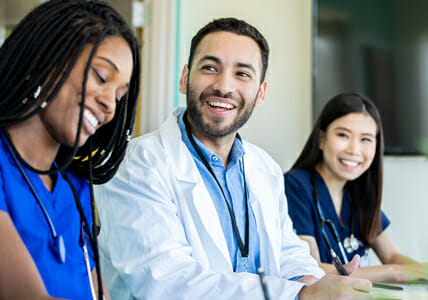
[187, 17, 269, 83]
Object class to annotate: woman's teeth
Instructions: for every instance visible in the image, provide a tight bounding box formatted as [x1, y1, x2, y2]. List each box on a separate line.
[84, 110, 99, 128]
[340, 159, 358, 167]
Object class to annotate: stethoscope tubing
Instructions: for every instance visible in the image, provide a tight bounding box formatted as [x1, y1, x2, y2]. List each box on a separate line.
[2, 131, 96, 297]
[311, 171, 349, 264]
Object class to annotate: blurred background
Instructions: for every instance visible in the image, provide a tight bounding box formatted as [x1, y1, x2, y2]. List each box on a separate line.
[1, 0, 426, 265]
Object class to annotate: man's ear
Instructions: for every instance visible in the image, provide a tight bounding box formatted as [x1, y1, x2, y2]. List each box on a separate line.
[255, 81, 267, 107]
[179, 65, 189, 95]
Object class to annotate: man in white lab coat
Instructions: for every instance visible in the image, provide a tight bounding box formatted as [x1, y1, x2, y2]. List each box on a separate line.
[95, 18, 372, 299]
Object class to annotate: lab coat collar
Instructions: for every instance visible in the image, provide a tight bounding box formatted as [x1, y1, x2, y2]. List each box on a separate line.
[242, 145, 281, 269]
[158, 108, 232, 268]
[157, 107, 280, 271]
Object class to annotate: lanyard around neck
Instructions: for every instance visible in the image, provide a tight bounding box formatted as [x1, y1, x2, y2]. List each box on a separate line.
[183, 112, 249, 258]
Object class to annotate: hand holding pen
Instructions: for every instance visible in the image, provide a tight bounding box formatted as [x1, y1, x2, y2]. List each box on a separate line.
[299, 255, 372, 299]
[332, 253, 407, 291]
[331, 250, 349, 276]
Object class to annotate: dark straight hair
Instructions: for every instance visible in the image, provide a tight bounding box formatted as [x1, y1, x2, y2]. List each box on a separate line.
[292, 93, 384, 245]
[187, 17, 270, 83]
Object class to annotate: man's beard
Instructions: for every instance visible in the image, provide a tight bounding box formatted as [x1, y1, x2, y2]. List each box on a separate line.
[186, 86, 258, 138]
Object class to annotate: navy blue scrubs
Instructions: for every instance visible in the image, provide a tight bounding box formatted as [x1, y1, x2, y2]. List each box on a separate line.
[284, 169, 390, 264]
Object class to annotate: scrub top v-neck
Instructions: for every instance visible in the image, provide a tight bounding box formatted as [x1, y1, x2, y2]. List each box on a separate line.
[284, 168, 390, 264]
[0, 130, 95, 298]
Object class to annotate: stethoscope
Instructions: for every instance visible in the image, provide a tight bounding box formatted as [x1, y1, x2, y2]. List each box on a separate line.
[311, 171, 361, 264]
[1, 131, 97, 300]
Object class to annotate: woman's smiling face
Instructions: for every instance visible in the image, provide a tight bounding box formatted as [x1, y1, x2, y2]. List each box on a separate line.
[38, 35, 133, 147]
[317, 112, 378, 184]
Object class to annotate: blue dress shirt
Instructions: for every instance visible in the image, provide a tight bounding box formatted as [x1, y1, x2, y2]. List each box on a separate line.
[178, 110, 260, 273]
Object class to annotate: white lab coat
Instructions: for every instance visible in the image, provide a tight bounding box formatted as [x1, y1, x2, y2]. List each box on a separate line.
[95, 108, 325, 300]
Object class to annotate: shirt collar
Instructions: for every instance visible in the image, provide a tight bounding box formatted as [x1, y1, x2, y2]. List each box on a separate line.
[178, 109, 245, 168]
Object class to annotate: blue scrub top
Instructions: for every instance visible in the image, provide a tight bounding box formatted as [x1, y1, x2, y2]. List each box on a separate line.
[0, 131, 95, 298]
[284, 169, 390, 264]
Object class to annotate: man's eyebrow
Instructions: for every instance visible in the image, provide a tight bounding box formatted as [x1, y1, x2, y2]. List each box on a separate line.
[95, 56, 119, 72]
[236, 62, 256, 74]
[196, 56, 257, 74]
[196, 55, 221, 66]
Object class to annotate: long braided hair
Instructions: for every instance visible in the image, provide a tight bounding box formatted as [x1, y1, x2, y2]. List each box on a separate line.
[0, 0, 141, 298]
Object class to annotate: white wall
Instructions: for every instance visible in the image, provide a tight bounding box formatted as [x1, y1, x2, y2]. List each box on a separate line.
[382, 157, 428, 262]
[178, 0, 428, 263]
[178, 0, 313, 171]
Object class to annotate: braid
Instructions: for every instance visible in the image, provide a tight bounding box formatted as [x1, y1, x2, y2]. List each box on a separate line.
[0, 0, 141, 182]
[0, 1, 141, 298]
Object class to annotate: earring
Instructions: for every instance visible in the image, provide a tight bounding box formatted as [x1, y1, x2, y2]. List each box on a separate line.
[21, 85, 42, 104]
[126, 129, 132, 141]
[33, 85, 41, 99]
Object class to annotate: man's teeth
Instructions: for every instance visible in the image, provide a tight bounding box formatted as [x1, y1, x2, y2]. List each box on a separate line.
[340, 159, 358, 167]
[209, 102, 234, 109]
[84, 110, 99, 128]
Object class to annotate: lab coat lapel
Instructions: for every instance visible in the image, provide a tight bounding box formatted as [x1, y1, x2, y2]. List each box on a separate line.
[243, 145, 281, 270]
[158, 110, 232, 269]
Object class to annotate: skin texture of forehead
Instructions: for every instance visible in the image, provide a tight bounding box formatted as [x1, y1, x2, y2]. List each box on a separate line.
[192, 31, 263, 76]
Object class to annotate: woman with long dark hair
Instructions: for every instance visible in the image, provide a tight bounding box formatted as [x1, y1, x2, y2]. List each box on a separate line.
[0, 0, 140, 298]
[284, 93, 426, 282]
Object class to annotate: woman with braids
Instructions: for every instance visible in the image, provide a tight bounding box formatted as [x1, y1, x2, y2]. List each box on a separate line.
[284, 93, 427, 283]
[0, 0, 140, 299]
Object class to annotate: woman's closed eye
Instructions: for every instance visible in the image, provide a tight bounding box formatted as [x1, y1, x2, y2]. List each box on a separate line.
[92, 67, 106, 84]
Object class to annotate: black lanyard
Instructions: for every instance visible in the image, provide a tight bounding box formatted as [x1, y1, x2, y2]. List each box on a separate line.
[183, 112, 249, 258]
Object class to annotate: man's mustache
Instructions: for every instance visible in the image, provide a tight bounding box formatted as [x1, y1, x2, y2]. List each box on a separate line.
[201, 89, 234, 100]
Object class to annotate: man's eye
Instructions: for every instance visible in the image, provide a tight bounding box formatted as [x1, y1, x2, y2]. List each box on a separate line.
[237, 71, 250, 78]
[202, 65, 216, 72]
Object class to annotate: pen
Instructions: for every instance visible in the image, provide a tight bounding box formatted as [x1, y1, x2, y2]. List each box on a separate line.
[331, 251, 406, 292]
[372, 282, 404, 291]
[257, 267, 271, 300]
[331, 250, 407, 293]
[331, 250, 348, 276]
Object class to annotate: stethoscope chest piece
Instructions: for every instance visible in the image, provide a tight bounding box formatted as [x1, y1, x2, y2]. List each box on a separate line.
[53, 235, 66, 264]
[343, 233, 359, 254]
